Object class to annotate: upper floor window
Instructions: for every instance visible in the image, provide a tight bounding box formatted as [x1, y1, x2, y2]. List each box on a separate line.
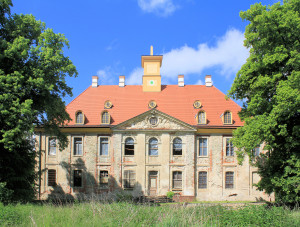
[149, 138, 158, 156]
[99, 170, 109, 188]
[173, 138, 182, 156]
[199, 138, 208, 156]
[125, 137, 134, 156]
[73, 137, 83, 156]
[198, 171, 207, 189]
[76, 111, 84, 124]
[223, 111, 232, 124]
[198, 111, 206, 124]
[49, 138, 56, 156]
[225, 171, 234, 189]
[226, 138, 234, 156]
[101, 111, 110, 124]
[99, 137, 109, 156]
[172, 171, 182, 190]
[123, 170, 135, 189]
[253, 145, 260, 157]
[48, 169, 56, 187]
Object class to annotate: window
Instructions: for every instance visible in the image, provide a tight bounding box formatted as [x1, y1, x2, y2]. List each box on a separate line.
[48, 169, 56, 186]
[226, 138, 234, 156]
[198, 111, 206, 124]
[99, 171, 109, 188]
[49, 138, 56, 156]
[73, 170, 82, 187]
[199, 138, 208, 156]
[172, 171, 182, 190]
[223, 111, 232, 124]
[99, 137, 109, 156]
[149, 138, 158, 156]
[74, 137, 83, 156]
[104, 100, 112, 109]
[253, 146, 260, 157]
[193, 100, 202, 108]
[101, 111, 110, 124]
[225, 172, 234, 189]
[76, 111, 84, 124]
[198, 171, 207, 189]
[123, 170, 135, 189]
[173, 138, 182, 156]
[148, 100, 157, 108]
[125, 137, 134, 156]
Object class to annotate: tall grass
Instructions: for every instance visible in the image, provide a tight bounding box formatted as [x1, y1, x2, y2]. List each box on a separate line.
[1, 202, 299, 226]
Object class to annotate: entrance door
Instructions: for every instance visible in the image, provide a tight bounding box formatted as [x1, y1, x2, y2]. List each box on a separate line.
[149, 171, 158, 196]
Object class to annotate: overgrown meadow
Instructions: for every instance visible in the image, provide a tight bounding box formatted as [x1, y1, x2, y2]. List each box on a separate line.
[1, 202, 299, 226]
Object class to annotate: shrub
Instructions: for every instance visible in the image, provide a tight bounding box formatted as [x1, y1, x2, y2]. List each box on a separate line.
[166, 191, 174, 200]
[0, 182, 13, 204]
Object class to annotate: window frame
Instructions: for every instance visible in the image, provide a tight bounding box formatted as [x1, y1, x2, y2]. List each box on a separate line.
[172, 171, 183, 190]
[73, 136, 83, 156]
[99, 170, 109, 189]
[172, 137, 182, 156]
[149, 137, 159, 156]
[252, 145, 260, 157]
[48, 169, 56, 187]
[225, 138, 234, 157]
[198, 171, 207, 189]
[101, 111, 110, 125]
[124, 137, 135, 156]
[73, 169, 83, 188]
[99, 136, 109, 156]
[48, 137, 57, 156]
[225, 171, 234, 189]
[223, 111, 232, 124]
[75, 111, 84, 125]
[197, 111, 206, 124]
[198, 137, 208, 157]
[123, 170, 136, 189]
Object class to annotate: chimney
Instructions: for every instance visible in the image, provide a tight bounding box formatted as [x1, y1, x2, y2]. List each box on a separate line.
[178, 75, 184, 87]
[119, 75, 125, 87]
[205, 75, 212, 87]
[92, 76, 98, 87]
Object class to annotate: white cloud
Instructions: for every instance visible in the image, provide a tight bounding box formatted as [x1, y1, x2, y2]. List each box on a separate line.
[127, 67, 144, 85]
[195, 79, 203, 85]
[161, 29, 249, 79]
[138, 0, 178, 17]
[97, 66, 119, 85]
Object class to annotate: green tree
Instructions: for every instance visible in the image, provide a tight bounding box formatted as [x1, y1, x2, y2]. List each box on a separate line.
[0, 0, 77, 202]
[228, 0, 300, 204]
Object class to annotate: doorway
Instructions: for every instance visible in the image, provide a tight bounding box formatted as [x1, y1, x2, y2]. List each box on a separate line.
[149, 171, 158, 196]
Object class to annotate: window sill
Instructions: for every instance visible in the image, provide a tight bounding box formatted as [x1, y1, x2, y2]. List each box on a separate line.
[172, 189, 182, 191]
[73, 155, 83, 157]
[149, 155, 159, 157]
[99, 155, 109, 157]
[124, 155, 135, 157]
[198, 156, 209, 158]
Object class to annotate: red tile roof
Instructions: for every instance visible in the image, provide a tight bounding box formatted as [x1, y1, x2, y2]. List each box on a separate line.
[66, 85, 243, 127]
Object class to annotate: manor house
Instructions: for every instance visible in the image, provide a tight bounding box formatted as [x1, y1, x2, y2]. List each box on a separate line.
[36, 46, 273, 201]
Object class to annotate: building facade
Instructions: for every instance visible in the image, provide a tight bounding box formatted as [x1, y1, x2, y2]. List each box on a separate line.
[36, 47, 273, 201]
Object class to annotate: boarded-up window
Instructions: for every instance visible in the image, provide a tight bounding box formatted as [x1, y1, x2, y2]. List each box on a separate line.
[225, 171, 234, 189]
[125, 137, 134, 156]
[48, 169, 56, 187]
[74, 137, 83, 156]
[100, 137, 109, 156]
[226, 138, 234, 156]
[198, 171, 207, 189]
[49, 138, 56, 156]
[199, 138, 208, 156]
[100, 171, 109, 188]
[123, 170, 135, 189]
[173, 138, 182, 156]
[172, 171, 182, 190]
[74, 170, 82, 187]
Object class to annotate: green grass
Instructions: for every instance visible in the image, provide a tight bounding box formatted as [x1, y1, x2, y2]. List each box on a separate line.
[0, 202, 299, 226]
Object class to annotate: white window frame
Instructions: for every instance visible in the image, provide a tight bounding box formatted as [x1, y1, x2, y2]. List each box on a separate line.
[73, 136, 83, 156]
[124, 137, 135, 156]
[198, 137, 209, 157]
[225, 137, 234, 157]
[172, 137, 183, 156]
[48, 137, 57, 156]
[99, 136, 109, 156]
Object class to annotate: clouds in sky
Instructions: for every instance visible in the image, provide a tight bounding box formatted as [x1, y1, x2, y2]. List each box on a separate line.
[137, 0, 178, 17]
[126, 28, 248, 85]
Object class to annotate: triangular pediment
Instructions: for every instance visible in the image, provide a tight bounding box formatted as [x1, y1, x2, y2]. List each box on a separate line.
[113, 109, 196, 131]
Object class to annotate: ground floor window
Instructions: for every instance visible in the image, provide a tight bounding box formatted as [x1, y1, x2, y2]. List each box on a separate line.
[48, 169, 56, 186]
[198, 171, 207, 189]
[73, 170, 82, 187]
[123, 170, 135, 189]
[225, 171, 234, 189]
[99, 170, 109, 188]
[172, 171, 182, 190]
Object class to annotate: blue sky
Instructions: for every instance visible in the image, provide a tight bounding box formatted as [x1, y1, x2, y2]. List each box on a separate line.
[12, 0, 278, 105]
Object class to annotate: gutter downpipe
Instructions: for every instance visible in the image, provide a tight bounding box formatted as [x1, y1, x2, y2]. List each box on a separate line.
[38, 132, 42, 200]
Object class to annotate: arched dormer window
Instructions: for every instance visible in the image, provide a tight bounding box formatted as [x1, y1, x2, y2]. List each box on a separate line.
[223, 111, 232, 124]
[101, 111, 110, 124]
[198, 111, 206, 124]
[75, 111, 84, 124]
[173, 138, 182, 156]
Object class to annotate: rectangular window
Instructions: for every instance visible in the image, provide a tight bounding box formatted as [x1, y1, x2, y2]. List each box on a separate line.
[48, 169, 56, 186]
[198, 171, 207, 189]
[225, 171, 234, 189]
[226, 138, 234, 156]
[99, 171, 109, 188]
[99, 137, 109, 156]
[253, 146, 260, 156]
[73, 170, 82, 187]
[123, 170, 135, 189]
[199, 138, 208, 156]
[172, 171, 182, 190]
[73, 137, 83, 156]
[49, 138, 56, 156]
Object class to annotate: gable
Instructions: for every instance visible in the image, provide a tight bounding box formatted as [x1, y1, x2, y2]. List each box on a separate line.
[113, 109, 196, 131]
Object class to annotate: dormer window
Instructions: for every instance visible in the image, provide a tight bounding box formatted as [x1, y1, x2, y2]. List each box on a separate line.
[104, 100, 112, 109]
[223, 111, 232, 124]
[148, 100, 157, 108]
[193, 100, 202, 109]
[75, 111, 84, 124]
[198, 111, 206, 124]
[101, 111, 110, 124]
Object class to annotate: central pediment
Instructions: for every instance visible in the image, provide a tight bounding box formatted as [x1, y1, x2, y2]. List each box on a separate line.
[113, 109, 196, 131]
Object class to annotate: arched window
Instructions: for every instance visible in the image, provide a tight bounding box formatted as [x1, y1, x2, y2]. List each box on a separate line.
[125, 137, 134, 156]
[101, 111, 110, 124]
[198, 111, 206, 124]
[223, 111, 232, 124]
[76, 111, 84, 124]
[173, 138, 182, 156]
[149, 138, 158, 156]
